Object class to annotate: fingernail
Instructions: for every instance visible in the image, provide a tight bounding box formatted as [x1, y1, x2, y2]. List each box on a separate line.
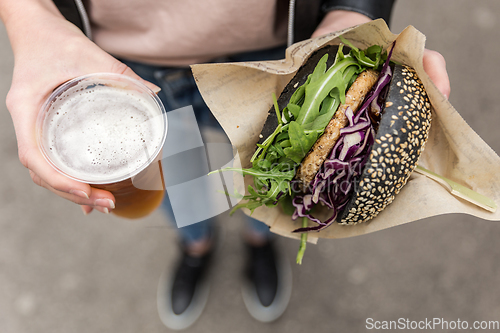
[95, 206, 110, 214]
[81, 206, 89, 216]
[70, 189, 90, 199]
[152, 85, 161, 94]
[95, 198, 115, 209]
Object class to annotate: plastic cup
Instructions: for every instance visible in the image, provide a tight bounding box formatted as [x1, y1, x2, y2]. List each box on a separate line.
[37, 73, 167, 218]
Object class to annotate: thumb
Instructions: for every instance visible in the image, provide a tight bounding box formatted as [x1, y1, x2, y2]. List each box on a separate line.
[110, 61, 161, 94]
[423, 49, 450, 99]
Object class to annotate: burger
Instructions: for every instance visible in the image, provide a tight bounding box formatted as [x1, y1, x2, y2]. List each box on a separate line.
[224, 38, 432, 234]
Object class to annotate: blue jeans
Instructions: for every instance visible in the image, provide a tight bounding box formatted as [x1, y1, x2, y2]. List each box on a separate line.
[122, 46, 286, 245]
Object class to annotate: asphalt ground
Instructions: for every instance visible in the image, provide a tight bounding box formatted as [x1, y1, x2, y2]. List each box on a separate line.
[1, 1, 500, 332]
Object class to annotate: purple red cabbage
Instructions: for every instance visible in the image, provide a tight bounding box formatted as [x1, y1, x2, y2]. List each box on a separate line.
[291, 50, 394, 233]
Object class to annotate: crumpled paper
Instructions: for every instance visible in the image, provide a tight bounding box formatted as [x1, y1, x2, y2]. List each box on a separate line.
[191, 19, 500, 242]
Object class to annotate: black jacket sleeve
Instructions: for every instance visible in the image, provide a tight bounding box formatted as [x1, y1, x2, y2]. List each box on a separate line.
[322, 0, 396, 23]
[293, 0, 396, 43]
[53, 0, 84, 31]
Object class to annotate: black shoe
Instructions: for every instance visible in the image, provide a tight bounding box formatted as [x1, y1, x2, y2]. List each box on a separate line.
[242, 239, 292, 322]
[157, 246, 212, 330]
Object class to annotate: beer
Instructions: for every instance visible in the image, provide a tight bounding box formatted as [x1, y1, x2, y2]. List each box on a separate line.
[37, 73, 167, 218]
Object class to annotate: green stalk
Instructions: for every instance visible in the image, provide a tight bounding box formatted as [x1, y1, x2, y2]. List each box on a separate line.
[250, 124, 281, 163]
[296, 217, 308, 264]
[273, 92, 282, 125]
[415, 165, 497, 213]
[216, 166, 294, 180]
[250, 93, 283, 163]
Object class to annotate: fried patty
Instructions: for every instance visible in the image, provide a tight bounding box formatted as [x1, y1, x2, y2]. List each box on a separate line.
[295, 69, 379, 191]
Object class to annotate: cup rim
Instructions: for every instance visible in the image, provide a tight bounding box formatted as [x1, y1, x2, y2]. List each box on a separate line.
[36, 73, 167, 185]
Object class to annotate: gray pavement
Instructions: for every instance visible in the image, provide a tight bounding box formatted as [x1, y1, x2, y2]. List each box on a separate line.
[1, 1, 500, 332]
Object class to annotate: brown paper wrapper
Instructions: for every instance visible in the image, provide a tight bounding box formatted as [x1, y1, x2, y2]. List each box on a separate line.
[191, 20, 500, 243]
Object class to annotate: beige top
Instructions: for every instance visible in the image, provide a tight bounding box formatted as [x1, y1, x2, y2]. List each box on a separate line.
[88, 0, 288, 66]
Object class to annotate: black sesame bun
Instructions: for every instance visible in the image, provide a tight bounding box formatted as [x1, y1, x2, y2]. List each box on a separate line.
[338, 64, 432, 225]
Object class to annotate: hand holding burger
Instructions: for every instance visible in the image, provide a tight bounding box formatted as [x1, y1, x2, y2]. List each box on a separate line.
[312, 10, 450, 99]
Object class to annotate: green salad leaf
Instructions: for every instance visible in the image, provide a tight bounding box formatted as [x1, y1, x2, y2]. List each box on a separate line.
[283, 121, 318, 163]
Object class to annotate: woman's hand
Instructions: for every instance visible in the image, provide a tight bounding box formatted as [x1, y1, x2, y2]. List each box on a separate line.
[311, 10, 372, 39]
[422, 49, 450, 99]
[2, 0, 159, 215]
[311, 10, 451, 99]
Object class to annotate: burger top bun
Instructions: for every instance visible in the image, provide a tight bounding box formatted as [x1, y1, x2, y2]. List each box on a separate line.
[339, 64, 432, 225]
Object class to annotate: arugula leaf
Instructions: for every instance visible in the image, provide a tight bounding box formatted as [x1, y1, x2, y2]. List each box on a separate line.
[302, 62, 357, 131]
[280, 195, 296, 216]
[306, 95, 340, 131]
[256, 159, 272, 170]
[227, 163, 295, 215]
[309, 54, 328, 82]
[275, 131, 289, 142]
[283, 121, 318, 163]
[287, 103, 301, 119]
[319, 95, 336, 116]
[340, 36, 387, 70]
[295, 57, 359, 126]
[289, 75, 310, 105]
[279, 139, 291, 148]
[269, 143, 285, 158]
[334, 44, 345, 63]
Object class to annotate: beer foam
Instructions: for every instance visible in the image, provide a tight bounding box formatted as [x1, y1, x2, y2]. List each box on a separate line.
[41, 80, 165, 183]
